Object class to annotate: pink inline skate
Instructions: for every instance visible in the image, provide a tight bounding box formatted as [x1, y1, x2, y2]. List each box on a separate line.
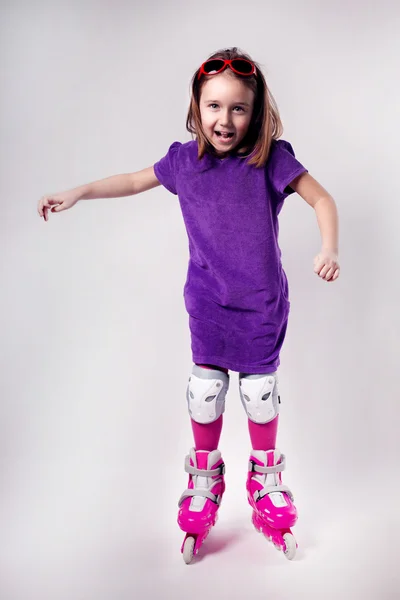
[247, 449, 298, 560]
[177, 447, 225, 564]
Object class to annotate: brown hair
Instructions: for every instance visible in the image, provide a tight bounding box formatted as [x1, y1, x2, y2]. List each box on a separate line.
[186, 47, 283, 168]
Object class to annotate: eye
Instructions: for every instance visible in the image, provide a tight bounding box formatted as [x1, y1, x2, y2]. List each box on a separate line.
[209, 103, 218, 109]
[234, 106, 245, 112]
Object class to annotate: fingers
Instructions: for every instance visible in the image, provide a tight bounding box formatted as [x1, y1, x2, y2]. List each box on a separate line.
[314, 254, 340, 282]
[38, 196, 62, 220]
[313, 255, 324, 274]
[321, 266, 333, 279]
[320, 266, 340, 282]
[319, 264, 330, 279]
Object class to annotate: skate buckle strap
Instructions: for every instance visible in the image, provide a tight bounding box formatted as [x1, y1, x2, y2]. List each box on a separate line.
[254, 484, 294, 503]
[184, 455, 225, 477]
[248, 454, 286, 475]
[178, 488, 221, 507]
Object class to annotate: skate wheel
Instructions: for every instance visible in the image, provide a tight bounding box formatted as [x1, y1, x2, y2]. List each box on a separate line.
[273, 542, 281, 551]
[282, 533, 296, 560]
[182, 536, 195, 564]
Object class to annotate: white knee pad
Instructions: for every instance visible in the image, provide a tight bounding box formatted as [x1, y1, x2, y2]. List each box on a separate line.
[187, 365, 230, 424]
[239, 372, 280, 424]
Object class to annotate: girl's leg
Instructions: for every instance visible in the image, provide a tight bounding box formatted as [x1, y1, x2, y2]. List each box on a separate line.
[190, 364, 228, 451]
[243, 373, 298, 558]
[248, 415, 279, 451]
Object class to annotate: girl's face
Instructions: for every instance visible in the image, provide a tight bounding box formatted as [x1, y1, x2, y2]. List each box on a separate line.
[199, 71, 255, 156]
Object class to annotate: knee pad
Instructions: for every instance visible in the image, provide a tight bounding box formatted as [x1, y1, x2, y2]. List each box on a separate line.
[187, 365, 230, 424]
[239, 372, 280, 424]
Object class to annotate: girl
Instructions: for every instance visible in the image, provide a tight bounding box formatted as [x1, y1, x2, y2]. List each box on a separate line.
[38, 47, 340, 564]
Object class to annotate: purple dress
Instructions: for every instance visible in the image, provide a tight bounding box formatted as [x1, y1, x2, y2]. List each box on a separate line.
[153, 139, 308, 374]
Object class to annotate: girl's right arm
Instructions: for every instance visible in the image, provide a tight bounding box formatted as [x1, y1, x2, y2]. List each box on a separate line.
[38, 166, 161, 221]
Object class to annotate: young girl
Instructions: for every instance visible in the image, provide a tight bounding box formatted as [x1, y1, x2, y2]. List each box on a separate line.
[38, 47, 340, 564]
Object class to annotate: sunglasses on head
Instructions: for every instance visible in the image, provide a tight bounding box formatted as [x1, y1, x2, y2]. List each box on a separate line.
[197, 58, 257, 80]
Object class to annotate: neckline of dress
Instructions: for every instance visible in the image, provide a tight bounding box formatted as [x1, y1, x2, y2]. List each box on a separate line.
[199, 141, 243, 163]
[216, 153, 248, 164]
[215, 151, 245, 163]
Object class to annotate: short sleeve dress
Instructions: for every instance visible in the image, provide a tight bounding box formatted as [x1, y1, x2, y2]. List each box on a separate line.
[153, 139, 308, 374]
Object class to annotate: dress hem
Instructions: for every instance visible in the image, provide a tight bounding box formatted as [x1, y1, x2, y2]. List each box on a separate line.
[192, 355, 279, 374]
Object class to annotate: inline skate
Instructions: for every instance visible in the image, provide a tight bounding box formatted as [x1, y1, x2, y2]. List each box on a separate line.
[178, 447, 225, 564]
[247, 448, 297, 560]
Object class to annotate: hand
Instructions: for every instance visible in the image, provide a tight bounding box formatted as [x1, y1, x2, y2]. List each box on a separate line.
[313, 249, 340, 282]
[37, 189, 82, 222]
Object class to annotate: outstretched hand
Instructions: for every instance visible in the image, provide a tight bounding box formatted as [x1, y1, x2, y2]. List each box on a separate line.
[313, 249, 340, 282]
[38, 189, 82, 221]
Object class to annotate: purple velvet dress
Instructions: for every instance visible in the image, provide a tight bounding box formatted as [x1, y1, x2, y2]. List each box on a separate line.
[154, 139, 308, 373]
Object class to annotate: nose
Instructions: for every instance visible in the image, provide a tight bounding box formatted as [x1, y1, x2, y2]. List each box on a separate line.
[218, 109, 232, 128]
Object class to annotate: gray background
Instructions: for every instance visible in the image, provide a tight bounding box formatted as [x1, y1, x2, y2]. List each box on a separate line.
[1, 0, 399, 598]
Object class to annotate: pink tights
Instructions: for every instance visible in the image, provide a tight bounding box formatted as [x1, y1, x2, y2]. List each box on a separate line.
[191, 364, 279, 452]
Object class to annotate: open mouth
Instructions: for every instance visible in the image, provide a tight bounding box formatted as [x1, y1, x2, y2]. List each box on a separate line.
[215, 131, 234, 139]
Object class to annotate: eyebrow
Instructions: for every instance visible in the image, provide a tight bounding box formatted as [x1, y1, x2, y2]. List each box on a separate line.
[204, 100, 251, 106]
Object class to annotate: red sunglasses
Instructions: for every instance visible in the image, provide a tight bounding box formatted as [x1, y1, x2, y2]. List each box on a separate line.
[197, 58, 257, 80]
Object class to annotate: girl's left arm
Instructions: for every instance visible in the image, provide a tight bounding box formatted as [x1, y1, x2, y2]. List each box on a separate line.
[289, 172, 340, 282]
